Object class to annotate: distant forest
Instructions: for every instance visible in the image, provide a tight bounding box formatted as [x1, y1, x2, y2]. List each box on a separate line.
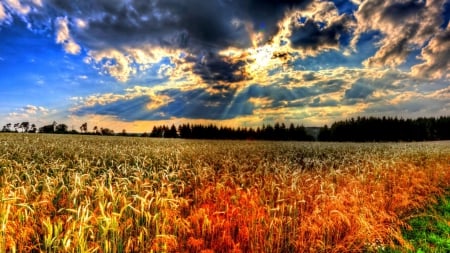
[2, 116, 450, 142]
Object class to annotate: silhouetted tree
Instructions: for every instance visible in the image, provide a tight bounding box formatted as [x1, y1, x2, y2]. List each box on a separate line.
[150, 122, 314, 141]
[1, 123, 12, 132]
[20, 122, 30, 133]
[39, 123, 56, 133]
[320, 116, 450, 142]
[80, 122, 88, 133]
[100, 128, 114, 135]
[166, 124, 178, 138]
[318, 125, 331, 141]
[29, 124, 37, 133]
[55, 124, 68, 133]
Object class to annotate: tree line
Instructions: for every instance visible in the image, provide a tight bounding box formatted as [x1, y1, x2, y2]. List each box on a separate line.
[2, 116, 450, 142]
[318, 116, 450, 142]
[149, 123, 314, 141]
[1, 121, 115, 135]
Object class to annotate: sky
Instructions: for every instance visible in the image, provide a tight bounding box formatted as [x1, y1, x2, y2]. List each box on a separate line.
[0, 0, 449, 133]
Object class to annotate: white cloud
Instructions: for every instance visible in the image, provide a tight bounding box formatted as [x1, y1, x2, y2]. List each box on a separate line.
[0, 2, 7, 22]
[87, 46, 180, 82]
[55, 17, 81, 55]
[411, 25, 450, 79]
[352, 0, 446, 69]
[23, 104, 38, 114]
[87, 49, 134, 82]
[75, 18, 87, 29]
[32, 0, 43, 7]
[5, 0, 30, 16]
[22, 104, 49, 115]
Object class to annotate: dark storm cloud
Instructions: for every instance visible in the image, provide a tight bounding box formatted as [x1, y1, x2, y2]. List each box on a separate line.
[44, 0, 244, 50]
[289, 15, 352, 50]
[357, 0, 426, 24]
[45, 0, 312, 51]
[231, 0, 313, 41]
[380, 0, 426, 23]
[41, 0, 316, 83]
[191, 53, 249, 83]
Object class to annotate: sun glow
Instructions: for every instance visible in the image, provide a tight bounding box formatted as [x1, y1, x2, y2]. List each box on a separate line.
[247, 44, 276, 74]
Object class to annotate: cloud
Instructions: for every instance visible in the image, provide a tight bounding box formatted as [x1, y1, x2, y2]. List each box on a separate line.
[74, 88, 252, 121]
[86, 49, 133, 82]
[2, 0, 450, 129]
[55, 17, 81, 55]
[411, 25, 450, 79]
[0, 0, 44, 26]
[4, 105, 51, 124]
[20, 0, 317, 83]
[352, 0, 447, 69]
[289, 16, 351, 52]
[22, 104, 49, 115]
[344, 81, 374, 99]
[23, 104, 38, 114]
[192, 53, 249, 83]
[288, 1, 354, 55]
[5, 0, 31, 16]
[0, 2, 7, 22]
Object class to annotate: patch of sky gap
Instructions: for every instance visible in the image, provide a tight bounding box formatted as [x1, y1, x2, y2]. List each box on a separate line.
[398, 48, 423, 72]
[331, 0, 358, 15]
[441, 1, 450, 29]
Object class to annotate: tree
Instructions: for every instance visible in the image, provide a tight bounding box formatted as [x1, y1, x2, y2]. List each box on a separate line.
[2, 123, 12, 132]
[100, 128, 114, 135]
[20, 122, 30, 133]
[55, 124, 68, 133]
[166, 124, 178, 138]
[39, 123, 56, 133]
[30, 124, 37, 133]
[13, 123, 20, 132]
[80, 122, 88, 133]
[318, 125, 331, 141]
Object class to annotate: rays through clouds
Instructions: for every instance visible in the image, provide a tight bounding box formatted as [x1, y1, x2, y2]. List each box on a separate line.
[0, 0, 449, 132]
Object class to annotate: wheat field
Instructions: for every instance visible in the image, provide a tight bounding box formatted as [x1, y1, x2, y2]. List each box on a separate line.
[0, 133, 449, 252]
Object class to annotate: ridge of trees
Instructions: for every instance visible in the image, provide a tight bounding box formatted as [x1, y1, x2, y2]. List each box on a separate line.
[2, 116, 450, 142]
[318, 116, 450, 142]
[149, 123, 314, 141]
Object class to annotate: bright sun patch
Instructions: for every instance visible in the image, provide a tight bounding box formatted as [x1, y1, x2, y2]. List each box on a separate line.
[247, 44, 275, 72]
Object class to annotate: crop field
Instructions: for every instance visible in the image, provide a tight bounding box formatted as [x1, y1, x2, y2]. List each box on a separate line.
[0, 133, 449, 252]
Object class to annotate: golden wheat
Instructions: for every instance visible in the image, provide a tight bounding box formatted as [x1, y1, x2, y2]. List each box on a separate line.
[0, 134, 448, 252]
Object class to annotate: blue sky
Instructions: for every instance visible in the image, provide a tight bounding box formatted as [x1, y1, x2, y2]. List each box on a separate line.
[0, 0, 449, 132]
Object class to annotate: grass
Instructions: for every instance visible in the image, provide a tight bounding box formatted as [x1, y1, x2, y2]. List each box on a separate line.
[383, 195, 450, 253]
[0, 133, 449, 252]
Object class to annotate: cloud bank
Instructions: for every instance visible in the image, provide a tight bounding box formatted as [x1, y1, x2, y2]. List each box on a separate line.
[0, 0, 449, 129]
